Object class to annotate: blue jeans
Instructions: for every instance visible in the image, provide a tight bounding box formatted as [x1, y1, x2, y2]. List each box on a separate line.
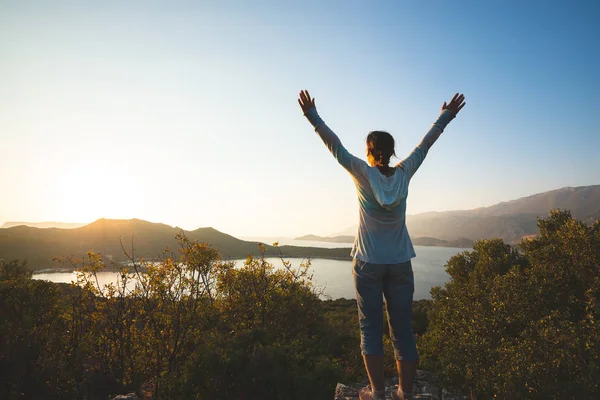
[352, 258, 418, 361]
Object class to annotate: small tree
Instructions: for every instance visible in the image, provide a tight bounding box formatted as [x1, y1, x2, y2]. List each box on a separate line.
[62, 232, 230, 399]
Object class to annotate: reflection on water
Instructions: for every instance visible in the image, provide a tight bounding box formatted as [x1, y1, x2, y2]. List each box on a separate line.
[33, 245, 466, 301]
[240, 237, 352, 249]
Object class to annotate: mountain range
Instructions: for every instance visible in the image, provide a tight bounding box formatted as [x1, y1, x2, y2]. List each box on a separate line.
[294, 234, 356, 243]
[0, 221, 87, 229]
[294, 234, 474, 248]
[0, 219, 350, 271]
[2, 185, 598, 270]
[333, 185, 600, 243]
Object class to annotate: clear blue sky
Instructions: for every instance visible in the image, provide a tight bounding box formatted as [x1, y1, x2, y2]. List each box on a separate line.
[1, 0, 599, 236]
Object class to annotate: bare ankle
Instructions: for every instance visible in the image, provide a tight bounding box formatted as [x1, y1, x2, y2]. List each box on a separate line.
[372, 388, 385, 400]
[394, 389, 412, 400]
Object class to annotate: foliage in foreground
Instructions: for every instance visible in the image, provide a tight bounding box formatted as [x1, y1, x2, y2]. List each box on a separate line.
[5, 209, 596, 399]
[420, 210, 600, 399]
[0, 236, 361, 400]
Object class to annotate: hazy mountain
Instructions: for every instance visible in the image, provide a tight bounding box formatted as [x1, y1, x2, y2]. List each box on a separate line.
[468, 185, 600, 217]
[411, 237, 474, 248]
[1, 221, 87, 229]
[295, 234, 355, 243]
[333, 185, 600, 244]
[0, 218, 351, 271]
[583, 209, 600, 225]
[295, 234, 473, 248]
[331, 226, 357, 237]
[3, 185, 598, 270]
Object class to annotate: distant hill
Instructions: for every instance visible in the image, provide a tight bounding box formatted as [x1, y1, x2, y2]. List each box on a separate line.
[584, 209, 600, 225]
[333, 185, 600, 244]
[412, 237, 473, 248]
[295, 234, 355, 243]
[332, 226, 357, 237]
[1, 221, 87, 229]
[467, 185, 600, 217]
[296, 234, 473, 248]
[0, 219, 351, 271]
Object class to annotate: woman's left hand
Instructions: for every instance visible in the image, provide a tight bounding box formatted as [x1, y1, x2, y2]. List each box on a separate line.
[298, 90, 316, 113]
[442, 93, 466, 115]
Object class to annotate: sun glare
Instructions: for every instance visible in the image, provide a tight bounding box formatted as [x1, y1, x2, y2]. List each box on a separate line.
[53, 160, 142, 222]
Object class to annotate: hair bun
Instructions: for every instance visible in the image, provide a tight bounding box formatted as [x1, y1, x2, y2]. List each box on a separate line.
[366, 131, 396, 167]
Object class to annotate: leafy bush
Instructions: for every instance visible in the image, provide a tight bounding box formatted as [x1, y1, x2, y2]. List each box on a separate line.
[0, 260, 74, 399]
[0, 236, 357, 399]
[420, 210, 600, 398]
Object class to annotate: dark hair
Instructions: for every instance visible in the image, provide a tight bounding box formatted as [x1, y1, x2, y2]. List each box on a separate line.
[366, 130, 396, 167]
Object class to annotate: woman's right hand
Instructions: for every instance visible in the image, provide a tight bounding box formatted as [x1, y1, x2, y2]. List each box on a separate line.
[298, 90, 316, 114]
[442, 93, 466, 115]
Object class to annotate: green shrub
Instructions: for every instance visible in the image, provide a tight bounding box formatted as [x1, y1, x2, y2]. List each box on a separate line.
[420, 210, 600, 398]
[0, 236, 356, 399]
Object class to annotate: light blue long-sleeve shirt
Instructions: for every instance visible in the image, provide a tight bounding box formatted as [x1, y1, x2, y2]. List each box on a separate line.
[304, 108, 455, 264]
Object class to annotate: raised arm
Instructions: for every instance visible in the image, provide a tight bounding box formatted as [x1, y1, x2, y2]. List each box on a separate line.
[298, 90, 367, 176]
[397, 93, 466, 180]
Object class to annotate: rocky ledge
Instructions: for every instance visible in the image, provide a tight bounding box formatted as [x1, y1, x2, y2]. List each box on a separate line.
[334, 370, 467, 400]
[109, 370, 466, 400]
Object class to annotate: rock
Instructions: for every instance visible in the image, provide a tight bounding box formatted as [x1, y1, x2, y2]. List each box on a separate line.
[334, 370, 466, 400]
[414, 380, 440, 399]
[441, 388, 469, 400]
[416, 370, 435, 382]
[334, 383, 359, 400]
[112, 394, 138, 400]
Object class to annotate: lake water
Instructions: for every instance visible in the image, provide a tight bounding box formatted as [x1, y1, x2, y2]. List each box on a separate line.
[240, 237, 353, 249]
[33, 243, 466, 300]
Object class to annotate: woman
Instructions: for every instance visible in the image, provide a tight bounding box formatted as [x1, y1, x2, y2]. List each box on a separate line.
[298, 90, 466, 400]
